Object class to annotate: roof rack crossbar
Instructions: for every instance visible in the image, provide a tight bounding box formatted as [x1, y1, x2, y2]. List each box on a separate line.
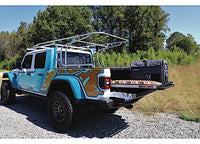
[26, 32, 128, 67]
[30, 32, 128, 49]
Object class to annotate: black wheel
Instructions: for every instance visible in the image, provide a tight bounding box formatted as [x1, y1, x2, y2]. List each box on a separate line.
[47, 91, 78, 132]
[1, 80, 16, 105]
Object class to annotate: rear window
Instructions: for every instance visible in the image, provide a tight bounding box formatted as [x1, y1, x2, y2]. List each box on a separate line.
[34, 52, 46, 68]
[57, 52, 91, 64]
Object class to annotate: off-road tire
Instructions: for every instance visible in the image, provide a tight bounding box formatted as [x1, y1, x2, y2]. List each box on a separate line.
[47, 91, 78, 132]
[1, 80, 16, 105]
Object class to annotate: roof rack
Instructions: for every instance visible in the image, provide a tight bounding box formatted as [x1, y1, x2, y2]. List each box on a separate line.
[27, 32, 128, 68]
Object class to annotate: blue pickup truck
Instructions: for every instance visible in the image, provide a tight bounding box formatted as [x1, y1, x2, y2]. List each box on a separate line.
[1, 32, 174, 131]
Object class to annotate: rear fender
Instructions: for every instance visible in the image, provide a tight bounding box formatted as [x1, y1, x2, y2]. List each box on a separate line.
[48, 75, 86, 99]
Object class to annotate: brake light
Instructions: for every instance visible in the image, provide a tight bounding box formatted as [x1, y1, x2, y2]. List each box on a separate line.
[99, 77, 111, 89]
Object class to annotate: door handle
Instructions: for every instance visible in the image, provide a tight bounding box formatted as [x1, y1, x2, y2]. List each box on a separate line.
[38, 73, 44, 76]
[27, 73, 31, 75]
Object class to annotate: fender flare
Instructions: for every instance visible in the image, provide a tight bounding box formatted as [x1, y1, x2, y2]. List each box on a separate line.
[2, 72, 17, 88]
[47, 75, 86, 100]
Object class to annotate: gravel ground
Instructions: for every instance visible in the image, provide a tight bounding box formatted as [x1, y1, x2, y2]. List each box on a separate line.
[0, 95, 200, 139]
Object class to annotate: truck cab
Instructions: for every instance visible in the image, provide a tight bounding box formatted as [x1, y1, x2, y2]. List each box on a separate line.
[16, 48, 95, 94]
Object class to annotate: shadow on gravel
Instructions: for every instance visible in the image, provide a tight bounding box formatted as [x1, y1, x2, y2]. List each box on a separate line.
[1, 95, 128, 138]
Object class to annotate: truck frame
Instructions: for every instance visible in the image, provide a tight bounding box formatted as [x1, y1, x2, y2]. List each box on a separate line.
[1, 32, 174, 131]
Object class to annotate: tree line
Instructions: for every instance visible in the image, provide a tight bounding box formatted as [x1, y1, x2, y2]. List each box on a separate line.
[0, 6, 199, 69]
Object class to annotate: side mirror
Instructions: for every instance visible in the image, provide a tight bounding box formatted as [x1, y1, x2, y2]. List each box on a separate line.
[16, 62, 22, 70]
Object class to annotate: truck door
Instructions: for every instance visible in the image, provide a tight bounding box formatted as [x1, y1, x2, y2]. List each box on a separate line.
[18, 54, 34, 90]
[30, 52, 47, 94]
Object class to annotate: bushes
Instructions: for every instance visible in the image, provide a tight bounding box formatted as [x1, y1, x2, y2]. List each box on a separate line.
[0, 59, 9, 70]
[97, 47, 197, 66]
[0, 47, 198, 70]
[0, 56, 21, 70]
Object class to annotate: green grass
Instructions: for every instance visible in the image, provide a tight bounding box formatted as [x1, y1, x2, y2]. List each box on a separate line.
[131, 62, 200, 122]
[179, 112, 200, 122]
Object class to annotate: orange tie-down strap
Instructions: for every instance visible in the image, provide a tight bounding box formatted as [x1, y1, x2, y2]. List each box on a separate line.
[111, 80, 162, 86]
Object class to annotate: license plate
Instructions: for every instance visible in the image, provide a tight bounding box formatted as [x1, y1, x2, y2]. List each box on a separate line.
[124, 94, 134, 102]
[110, 92, 135, 102]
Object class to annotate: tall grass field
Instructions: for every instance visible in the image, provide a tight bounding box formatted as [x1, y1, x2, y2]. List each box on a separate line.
[131, 62, 200, 121]
[0, 62, 200, 121]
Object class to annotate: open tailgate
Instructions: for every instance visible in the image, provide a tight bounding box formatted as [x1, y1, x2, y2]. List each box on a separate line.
[111, 80, 174, 90]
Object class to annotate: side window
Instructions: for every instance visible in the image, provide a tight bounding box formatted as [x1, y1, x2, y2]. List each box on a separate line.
[34, 52, 46, 68]
[22, 55, 33, 69]
[67, 53, 80, 64]
[57, 52, 92, 65]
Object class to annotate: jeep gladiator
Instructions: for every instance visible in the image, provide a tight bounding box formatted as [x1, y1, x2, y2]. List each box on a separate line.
[1, 32, 174, 131]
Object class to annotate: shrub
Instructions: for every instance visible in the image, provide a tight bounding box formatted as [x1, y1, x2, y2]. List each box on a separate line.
[0, 55, 21, 70]
[96, 47, 198, 66]
[0, 59, 9, 70]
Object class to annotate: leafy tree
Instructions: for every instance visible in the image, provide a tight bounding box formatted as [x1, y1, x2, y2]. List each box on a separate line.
[88, 6, 126, 53]
[88, 6, 102, 32]
[0, 34, 5, 61]
[124, 6, 170, 53]
[0, 21, 31, 63]
[166, 32, 184, 51]
[98, 6, 125, 37]
[0, 31, 21, 61]
[16, 21, 30, 55]
[0, 31, 9, 61]
[166, 32, 200, 57]
[27, 6, 92, 45]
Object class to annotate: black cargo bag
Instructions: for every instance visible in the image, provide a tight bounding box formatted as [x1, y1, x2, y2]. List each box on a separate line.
[130, 60, 168, 83]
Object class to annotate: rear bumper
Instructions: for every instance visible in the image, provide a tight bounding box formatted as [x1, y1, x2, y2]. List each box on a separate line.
[79, 98, 137, 110]
[78, 95, 144, 110]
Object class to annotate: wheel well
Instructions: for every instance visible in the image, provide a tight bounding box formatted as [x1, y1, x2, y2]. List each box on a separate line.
[47, 80, 75, 101]
[3, 73, 8, 78]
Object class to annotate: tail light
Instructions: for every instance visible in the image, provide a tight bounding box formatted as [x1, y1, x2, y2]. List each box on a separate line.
[99, 77, 111, 89]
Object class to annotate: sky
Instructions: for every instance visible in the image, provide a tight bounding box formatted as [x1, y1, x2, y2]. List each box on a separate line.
[0, 6, 46, 32]
[161, 6, 200, 45]
[0, 5, 200, 45]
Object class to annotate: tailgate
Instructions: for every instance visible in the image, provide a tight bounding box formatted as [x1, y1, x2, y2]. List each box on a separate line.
[111, 80, 174, 90]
